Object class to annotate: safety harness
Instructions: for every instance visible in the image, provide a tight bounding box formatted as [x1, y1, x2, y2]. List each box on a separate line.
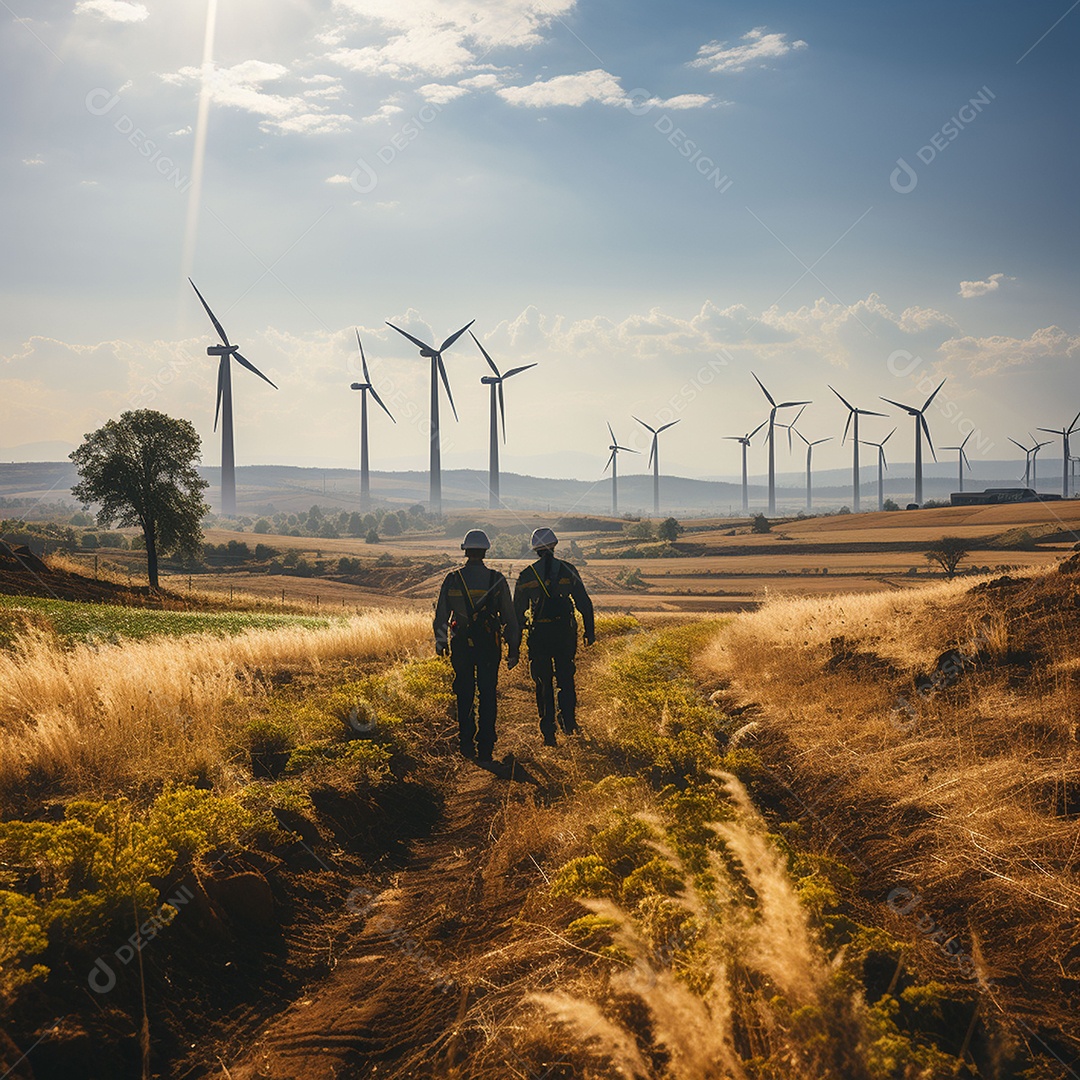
[453, 568, 502, 647]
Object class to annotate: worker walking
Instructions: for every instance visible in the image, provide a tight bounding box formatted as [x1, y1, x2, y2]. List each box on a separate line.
[513, 528, 594, 747]
[434, 530, 520, 762]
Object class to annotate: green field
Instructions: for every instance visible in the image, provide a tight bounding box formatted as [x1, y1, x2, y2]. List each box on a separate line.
[0, 595, 335, 645]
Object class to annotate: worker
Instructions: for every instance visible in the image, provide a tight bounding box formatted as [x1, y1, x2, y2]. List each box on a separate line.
[513, 527, 594, 746]
[434, 530, 520, 762]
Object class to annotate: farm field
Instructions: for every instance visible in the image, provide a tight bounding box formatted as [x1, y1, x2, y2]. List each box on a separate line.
[0, 555, 1077, 1077]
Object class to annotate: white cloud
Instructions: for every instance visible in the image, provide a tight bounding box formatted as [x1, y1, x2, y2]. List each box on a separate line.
[325, 174, 352, 184]
[327, 0, 576, 79]
[497, 69, 712, 110]
[170, 126, 191, 137]
[22, 157, 44, 166]
[74, 0, 148, 23]
[359, 102, 405, 124]
[692, 27, 807, 74]
[161, 61, 352, 135]
[958, 272, 1014, 299]
[941, 326, 1080, 376]
[418, 82, 469, 104]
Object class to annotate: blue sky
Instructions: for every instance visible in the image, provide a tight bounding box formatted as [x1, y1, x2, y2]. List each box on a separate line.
[2, 0, 1078, 484]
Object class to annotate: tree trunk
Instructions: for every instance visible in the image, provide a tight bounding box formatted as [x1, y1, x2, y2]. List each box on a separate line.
[144, 525, 159, 590]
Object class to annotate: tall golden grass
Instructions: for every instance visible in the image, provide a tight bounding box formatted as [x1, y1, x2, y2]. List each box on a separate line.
[699, 563, 1080, 1057]
[0, 609, 429, 809]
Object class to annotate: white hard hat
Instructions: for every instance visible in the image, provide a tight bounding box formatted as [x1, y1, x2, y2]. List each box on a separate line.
[461, 529, 491, 551]
[530, 527, 558, 550]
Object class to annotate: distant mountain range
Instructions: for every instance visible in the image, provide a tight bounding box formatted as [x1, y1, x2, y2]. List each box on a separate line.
[1, 460, 1071, 517]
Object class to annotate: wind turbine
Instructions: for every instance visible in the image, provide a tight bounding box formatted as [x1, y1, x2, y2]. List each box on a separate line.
[752, 373, 809, 516]
[604, 423, 637, 516]
[469, 331, 536, 510]
[1010, 435, 1051, 490]
[724, 422, 766, 514]
[189, 279, 278, 518]
[940, 431, 973, 493]
[634, 417, 680, 516]
[386, 317, 474, 515]
[830, 387, 885, 513]
[349, 331, 395, 509]
[1037, 410, 1080, 498]
[793, 428, 833, 512]
[880, 379, 946, 506]
[860, 428, 896, 512]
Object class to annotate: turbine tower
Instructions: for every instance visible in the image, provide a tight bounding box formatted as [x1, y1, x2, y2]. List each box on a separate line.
[634, 416, 680, 516]
[830, 387, 885, 513]
[189, 279, 278, 518]
[940, 431, 973, 493]
[794, 429, 832, 512]
[724, 422, 765, 514]
[880, 379, 946, 506]
[349, 331, 395, 510]
[469, 331, 536, 509]
[604, 423, 637, 516]
[386, 317, 474, 515]
[1037, 410, 1080, 498]
[860, 428, 895, 512]
[752, 373, 809, 516]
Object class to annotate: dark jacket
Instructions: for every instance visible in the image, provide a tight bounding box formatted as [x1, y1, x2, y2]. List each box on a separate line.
[513, 554, 594, 642]
[434, 561, 520, 654]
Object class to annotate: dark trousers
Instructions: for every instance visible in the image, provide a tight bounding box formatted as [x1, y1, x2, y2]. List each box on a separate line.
[528, 625, 578, 736]
[450, 635, 501, 754]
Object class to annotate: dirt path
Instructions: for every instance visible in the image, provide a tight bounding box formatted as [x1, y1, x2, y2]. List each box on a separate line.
[201, 671, 575, 1080]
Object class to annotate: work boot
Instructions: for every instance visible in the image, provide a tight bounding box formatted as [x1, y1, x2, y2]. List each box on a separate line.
[543, 732, 558, 747]
[561, 721, 579, 735]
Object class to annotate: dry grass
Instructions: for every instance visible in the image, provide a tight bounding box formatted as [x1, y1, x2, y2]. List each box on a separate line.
[0, 608, 429, 811]
[700, 562, 1080, 1060]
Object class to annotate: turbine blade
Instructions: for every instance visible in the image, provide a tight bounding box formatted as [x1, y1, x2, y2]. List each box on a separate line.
[749, 420, 766, 440]
[604, 450, 615, 473]
[214, 356, 225, 432]
[1070, 410, 1080, 434]
[1036, 427, 1060, 435]
[233, 352, 278, 390]
[369, 384, 396, 423]
[882, 427, 896, 444]
[498, 380, 506, 443]
[633, 415, 656, 435]
[842, 411, 853, 445]
[647, 438, 656, 470]
[786, 425, 793, 453]
[356, 330, 371, 384]
[469, 329, 500, 377]
[607, 421, 616, 444]
[1008, 437, 1028, 451]
[859, 409, 888, 417]
[386, 321, 434, 353]
[439, 319, 475, 353]
[438, 355, 458, 421]
[960, 429, 973, 448]
[791, 405, 806, 426]
[922, 378, 946, 411]
[657, 419, 680, 433]
[778, 400, 811, 409]
[616, 445, 638, 453]
[501, 363, 537, 379]
[880, 396, 916, 414]
[921, 412, 936, 461]
[829, 385, 853, 411]
[189, 278, 230, 346]
[752, 371, 776, 407]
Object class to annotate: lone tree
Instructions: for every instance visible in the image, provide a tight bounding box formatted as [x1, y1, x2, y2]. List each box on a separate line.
[70, 410, 209, 590]
[657, 516, 684, 542]
[924, 536, 971, 579]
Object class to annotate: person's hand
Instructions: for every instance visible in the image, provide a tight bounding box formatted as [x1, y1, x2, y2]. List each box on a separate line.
[584, 632, 595, 647]
[507, 651, 519, 670]
[436, 643, 449, 657]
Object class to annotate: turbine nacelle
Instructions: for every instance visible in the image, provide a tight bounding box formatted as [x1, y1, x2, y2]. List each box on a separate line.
[207, 344, 238, 357]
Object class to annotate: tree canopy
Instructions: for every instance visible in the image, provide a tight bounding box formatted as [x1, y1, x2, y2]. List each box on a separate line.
[924, 536, 971, 579]
[70, 410, 209, 589]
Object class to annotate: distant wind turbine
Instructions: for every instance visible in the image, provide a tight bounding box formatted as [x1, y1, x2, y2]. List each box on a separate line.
[880, 379, 946, 506]
[724, 423, 766, 514]
[752, 373, 809, 516]
[830, 387, 885, 513]
[793, 428, 832, 512]
[386, 317, 474, 515]
[189, 279, 278, 517]
[604, 423, 637, 516]
[940, 430, 973, 493]
[349, 331, 395, 510]
[634, 416, 680, 516]
[860, 428, 896, 511]
[1037, 410, 1080, 498]
[469, 331, 536, 509]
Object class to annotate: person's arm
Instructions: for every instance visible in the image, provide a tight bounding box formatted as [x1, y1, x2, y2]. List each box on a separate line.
[433, 574, 452, 654]
[497, 575, 521, 666]
[512, 569, 531, 629]
[568, 564, 595, 644]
